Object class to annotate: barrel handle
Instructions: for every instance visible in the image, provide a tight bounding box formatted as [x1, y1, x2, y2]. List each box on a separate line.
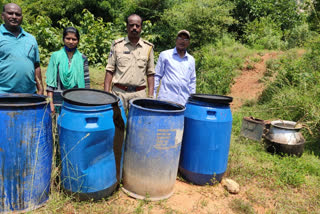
[85, 117, 99, 128]
[207, 110, 216, 120]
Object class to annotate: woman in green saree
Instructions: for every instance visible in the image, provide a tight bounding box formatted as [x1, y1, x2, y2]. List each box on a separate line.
[46, 27, 90, 113]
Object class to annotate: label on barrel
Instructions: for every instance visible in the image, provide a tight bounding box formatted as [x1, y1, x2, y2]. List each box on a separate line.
[154, 129, 183, 150]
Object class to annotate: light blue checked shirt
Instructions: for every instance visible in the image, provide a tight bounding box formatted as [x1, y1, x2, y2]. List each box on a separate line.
[154, 48, 196, 105]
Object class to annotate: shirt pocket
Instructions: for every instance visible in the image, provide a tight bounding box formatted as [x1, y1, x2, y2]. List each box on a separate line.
[24, 42, 35, 60]
[137, 56, 148, 68]
[117, 55, 131, 67]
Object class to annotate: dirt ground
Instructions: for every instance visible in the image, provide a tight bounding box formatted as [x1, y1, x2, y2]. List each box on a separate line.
[229, 52, 279, 110]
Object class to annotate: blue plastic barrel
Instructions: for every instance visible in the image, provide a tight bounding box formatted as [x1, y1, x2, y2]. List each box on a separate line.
[122, 99, 185, 201]
[179, 94, 233, 185]
[58, 89, 126, 200]
[0, 94, 52, 212]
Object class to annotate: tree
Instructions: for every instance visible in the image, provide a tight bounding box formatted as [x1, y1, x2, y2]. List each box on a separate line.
[159, 0, 235, 50]
[230, 0, 304, 39]
[17, 0, 126, 26]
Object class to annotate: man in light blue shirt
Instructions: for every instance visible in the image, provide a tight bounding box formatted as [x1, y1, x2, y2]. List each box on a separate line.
[0, 3, 43, 94]
[154, 30, 196, 106]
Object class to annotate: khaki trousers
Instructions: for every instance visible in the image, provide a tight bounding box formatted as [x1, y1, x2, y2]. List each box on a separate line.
[111, 86, 147, 112]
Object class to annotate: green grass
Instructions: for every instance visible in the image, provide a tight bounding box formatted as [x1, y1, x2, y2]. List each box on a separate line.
[89, 66, 105, 90]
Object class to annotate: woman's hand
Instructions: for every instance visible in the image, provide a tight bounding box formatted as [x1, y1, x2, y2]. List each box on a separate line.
[50, 102, 55, 114]
[47, 91, 56, 114]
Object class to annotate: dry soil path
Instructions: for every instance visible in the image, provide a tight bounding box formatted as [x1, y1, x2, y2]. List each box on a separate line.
[229, 52, 279, 110]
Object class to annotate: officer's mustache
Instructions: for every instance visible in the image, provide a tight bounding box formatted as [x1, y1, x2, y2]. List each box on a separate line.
[131, 30, 138, 33]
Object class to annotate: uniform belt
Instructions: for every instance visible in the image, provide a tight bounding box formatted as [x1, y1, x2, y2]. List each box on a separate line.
[114, 83, 146, 92]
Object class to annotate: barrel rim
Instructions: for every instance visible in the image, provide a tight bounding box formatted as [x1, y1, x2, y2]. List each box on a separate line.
[0, 93, 48, 107]
[62, 88, 119, 106]
[189, 94, 233, 104]
[129, 98, 185, 113]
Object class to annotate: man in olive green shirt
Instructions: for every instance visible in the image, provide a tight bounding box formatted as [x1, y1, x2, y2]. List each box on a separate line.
[104, 14, 155, 111]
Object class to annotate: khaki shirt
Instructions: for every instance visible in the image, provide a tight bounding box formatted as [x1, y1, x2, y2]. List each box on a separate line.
[106, 37, 155, 87]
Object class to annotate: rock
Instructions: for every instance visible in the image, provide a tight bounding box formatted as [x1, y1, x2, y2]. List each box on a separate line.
[221, 178, 240, 194]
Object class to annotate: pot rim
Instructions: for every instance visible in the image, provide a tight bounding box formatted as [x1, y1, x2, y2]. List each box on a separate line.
[271, 120, 302, 130]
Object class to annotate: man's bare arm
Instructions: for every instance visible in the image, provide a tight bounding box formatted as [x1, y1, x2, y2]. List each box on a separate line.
[104, 71, 113, 92]
[147, 74, 154, 97]
[35, 63, 43, 95]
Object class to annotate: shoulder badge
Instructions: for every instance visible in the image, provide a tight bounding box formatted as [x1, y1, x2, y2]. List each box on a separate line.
[109, 38, 125, 57]
[142, 39, 154, 47]
[113, 37, 125, 46]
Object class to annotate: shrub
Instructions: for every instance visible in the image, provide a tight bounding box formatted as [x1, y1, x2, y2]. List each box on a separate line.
[160, 0, 235, 50]
[194, 35, 251, 95]
[243, 16, 286, 50]
[284, 22, 315, 49]
[23, 16, 61, 65]
[231, 0, 304, 39]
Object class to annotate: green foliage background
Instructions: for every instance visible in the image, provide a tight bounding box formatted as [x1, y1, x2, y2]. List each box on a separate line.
[1, 0, 315, 66]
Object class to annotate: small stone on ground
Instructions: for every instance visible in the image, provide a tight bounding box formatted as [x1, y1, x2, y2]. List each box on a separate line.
[221, 178, 240, 194]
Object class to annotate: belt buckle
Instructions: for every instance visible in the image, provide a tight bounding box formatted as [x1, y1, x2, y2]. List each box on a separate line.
[127, 86, 136, 92]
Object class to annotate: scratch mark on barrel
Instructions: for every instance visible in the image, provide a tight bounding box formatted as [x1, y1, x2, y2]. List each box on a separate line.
[1, 154, 5, 209]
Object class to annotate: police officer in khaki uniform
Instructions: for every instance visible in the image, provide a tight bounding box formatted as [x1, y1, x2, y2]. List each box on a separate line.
[104, 14, 155, 111]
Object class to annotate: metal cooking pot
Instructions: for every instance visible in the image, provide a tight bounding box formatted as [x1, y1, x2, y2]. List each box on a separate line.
[263, 120, 305, 157]
[266, 120, 303, 145]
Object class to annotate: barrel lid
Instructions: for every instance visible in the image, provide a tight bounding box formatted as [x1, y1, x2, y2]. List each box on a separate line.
[62, 89, 119, 106]
[189, 94, 233, 104]
[0, 93, 47, 107]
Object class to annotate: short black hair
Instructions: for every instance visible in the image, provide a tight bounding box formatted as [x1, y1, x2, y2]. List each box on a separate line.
[3, 3, 22, 13]
[63, 26, 80, 40]
[126, 14, 143, 26]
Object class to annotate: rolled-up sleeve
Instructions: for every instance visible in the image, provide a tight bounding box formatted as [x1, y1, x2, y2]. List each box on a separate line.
[146, 47, 155, 75]
[105, 44, 116, 73]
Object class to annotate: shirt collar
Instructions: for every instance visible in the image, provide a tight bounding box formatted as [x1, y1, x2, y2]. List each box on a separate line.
[0, 24, 26, 37]
[173, 47, 189, 59]
[124, 36, 143, 47]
